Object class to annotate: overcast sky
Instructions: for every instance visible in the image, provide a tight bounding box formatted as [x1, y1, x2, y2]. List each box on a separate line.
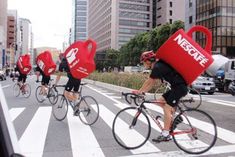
[8, 0, 72, 50]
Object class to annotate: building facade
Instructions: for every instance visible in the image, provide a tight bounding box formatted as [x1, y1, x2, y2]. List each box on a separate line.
[71, 0, 88, 42]
[88, 0, 153, 61]
[196, 0, 235, 57]
[185, 0, 196, 31]
[0, 0, 7, 69]
[155, 0, 186, 27]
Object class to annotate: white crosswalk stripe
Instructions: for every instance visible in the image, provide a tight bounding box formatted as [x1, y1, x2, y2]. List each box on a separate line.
[7, 85, 235, 157]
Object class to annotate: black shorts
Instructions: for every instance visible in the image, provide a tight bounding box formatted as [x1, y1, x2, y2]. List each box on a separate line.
[41, 75, 50, 85]
[18, 74, 27, 83]
[162, 84, 188, 107]
[65, 76, 81, 92]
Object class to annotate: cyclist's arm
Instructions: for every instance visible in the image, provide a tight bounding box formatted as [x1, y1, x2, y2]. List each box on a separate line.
[54, 72, 62, 85]
[139, 77, 156, 93]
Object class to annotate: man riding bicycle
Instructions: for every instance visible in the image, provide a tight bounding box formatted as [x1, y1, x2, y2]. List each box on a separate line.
[13, 64, 27, 89]
[134, 50, 188, 143]
[54, 53, 81, 106]
[35, 65, 51, 101]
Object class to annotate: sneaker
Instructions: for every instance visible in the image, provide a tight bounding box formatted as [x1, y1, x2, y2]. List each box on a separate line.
[152, 135, 171, 143]
[73, 105, 80, 116]
[171, 115, 183, 130]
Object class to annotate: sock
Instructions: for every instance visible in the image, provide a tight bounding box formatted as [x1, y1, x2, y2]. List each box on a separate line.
[162, 130, 169, 137]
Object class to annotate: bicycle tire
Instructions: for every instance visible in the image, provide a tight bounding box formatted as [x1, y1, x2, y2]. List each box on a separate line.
[112, 107, 151, 149]
[35, 86, 45, 103]
[48, 87, 58, 105]
[23, 83, 31, 98]
[180, 87, 202, 109]
[171, 109, 217, 154]
[13, 84, 20, 97]
[52, 95, 68, 121]
[77, 96, 99, 125]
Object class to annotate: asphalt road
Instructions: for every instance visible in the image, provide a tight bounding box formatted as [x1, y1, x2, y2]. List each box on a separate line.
[1, 75, 235, 157]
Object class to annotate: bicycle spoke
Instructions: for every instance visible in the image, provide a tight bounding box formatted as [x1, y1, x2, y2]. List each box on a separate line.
[78, 96, 99, 125]
[172, 109, 217, 154]
[52, 95, 68, 121]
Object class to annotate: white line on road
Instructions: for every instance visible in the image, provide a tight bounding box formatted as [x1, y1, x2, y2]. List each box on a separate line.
[19, 107, 51, 157]
[9, 107, 25, 121]
[1, 84, 11, 89]
[99, 105, 161, 154]
[206, 99, 235, 107]
[67, 107, 105, 157]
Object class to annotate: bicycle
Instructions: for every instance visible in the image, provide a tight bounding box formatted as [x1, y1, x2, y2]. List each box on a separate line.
[13, 80, 31, 98]
[52, 83, 99, 125]
[35, 79, 58, 105]
[154, 80, 202, 109]
[112, 92, 217, 154]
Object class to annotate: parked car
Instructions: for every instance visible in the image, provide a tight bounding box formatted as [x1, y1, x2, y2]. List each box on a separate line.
[191, 76, 216, 95]
[9, 71, 19, 78]
[0, 71, 6, 81]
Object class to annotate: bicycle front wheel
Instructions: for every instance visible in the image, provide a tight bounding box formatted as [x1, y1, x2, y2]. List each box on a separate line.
[23, 83, 31, 98]
[13, 84, 20, 97]
[52, 95, 68, 121]
[172, 109, 217, 154]
[48, 87, 58, 105]
[35, 86, 45, 103]
[77, 96, 99, 125]
[112, 107, 151, 149]
[180, 87, 202, 109]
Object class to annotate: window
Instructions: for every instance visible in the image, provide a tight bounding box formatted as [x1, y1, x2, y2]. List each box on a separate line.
[169, 10, 172, 16]
[169, 1, 172, 7]
[189, 0, 193, 7]
[189, 16, 193, 24]
[169, 19, 172, 24]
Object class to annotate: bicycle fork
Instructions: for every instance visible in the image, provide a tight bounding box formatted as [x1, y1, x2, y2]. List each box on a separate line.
[130, 108, 142, 129]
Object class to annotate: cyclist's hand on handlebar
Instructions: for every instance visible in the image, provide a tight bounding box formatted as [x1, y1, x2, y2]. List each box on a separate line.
[36, 80, 39, 83]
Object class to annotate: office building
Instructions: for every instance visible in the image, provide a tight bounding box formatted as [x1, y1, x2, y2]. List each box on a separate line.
[88, 0, 153, 61]
[71, 0, 88, 42]
[0, 0, 7, 69]
[155, 0, 186, 27]
[196, 0, 235, 57]
[185, 0, 196, 31]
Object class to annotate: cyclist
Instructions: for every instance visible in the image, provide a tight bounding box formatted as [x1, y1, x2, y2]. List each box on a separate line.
[35, 66, 51, 100]
[13, 64, 27, 90]
[54, 53, 81, 106]
[133, 50, 188, 143]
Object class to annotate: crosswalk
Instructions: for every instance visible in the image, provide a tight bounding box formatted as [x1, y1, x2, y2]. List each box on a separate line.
[5, 84, 235, 157]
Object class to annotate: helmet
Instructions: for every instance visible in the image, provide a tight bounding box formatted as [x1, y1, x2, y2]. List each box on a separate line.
[140, 51, 156, 62]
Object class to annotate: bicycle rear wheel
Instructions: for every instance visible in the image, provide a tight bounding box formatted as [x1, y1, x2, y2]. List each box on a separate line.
[48, 87, 58, 105]
[52, 95, 68, 121]
[23, 83, 31, 98]
[112, 107, 151, 149]
[77, 96, 99, 125]
[13, 84, 20, 97]
[180, 87, 202, 109]
[35, 86, 45, 103]
[171, 109, 217, 154]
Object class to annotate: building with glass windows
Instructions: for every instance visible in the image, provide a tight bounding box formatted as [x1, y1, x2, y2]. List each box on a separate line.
[196, 0, 235, 57]
[155, 0, 185, 27]
[185, 0, 196, 31]
[88, 0, 152, 55]
[71, 0, 88, 42]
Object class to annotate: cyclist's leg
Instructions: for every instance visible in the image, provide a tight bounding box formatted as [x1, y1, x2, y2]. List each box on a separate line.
[72, 78, 81, 101]
[64, 77, 74, 102]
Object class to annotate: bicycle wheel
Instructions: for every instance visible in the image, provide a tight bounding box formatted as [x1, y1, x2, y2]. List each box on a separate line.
[77, 96, 99, 125]
[52, 95, 68, 121]
[23, 83, 31, 98]
[13, 84, 20, 97]
[180, 87, 202, 109]
[48, 87, 58, 105]
[171, 109, 217, 154]
[112, 107, 151, 149]
[35, 86, 45, 103]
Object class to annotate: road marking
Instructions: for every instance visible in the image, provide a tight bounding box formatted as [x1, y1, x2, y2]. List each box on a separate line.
[122, 144, 235, 157]
[206, 99, 235, 107]
[19, 107, 51, 157]
[9, 107, 25, 121]
[67, 107, 105, 157]
[99, 105, 161, 154]
[1, 84, 11, 89]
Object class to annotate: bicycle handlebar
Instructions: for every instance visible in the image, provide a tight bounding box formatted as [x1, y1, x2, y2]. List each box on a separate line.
[121, 92, 145, 105]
